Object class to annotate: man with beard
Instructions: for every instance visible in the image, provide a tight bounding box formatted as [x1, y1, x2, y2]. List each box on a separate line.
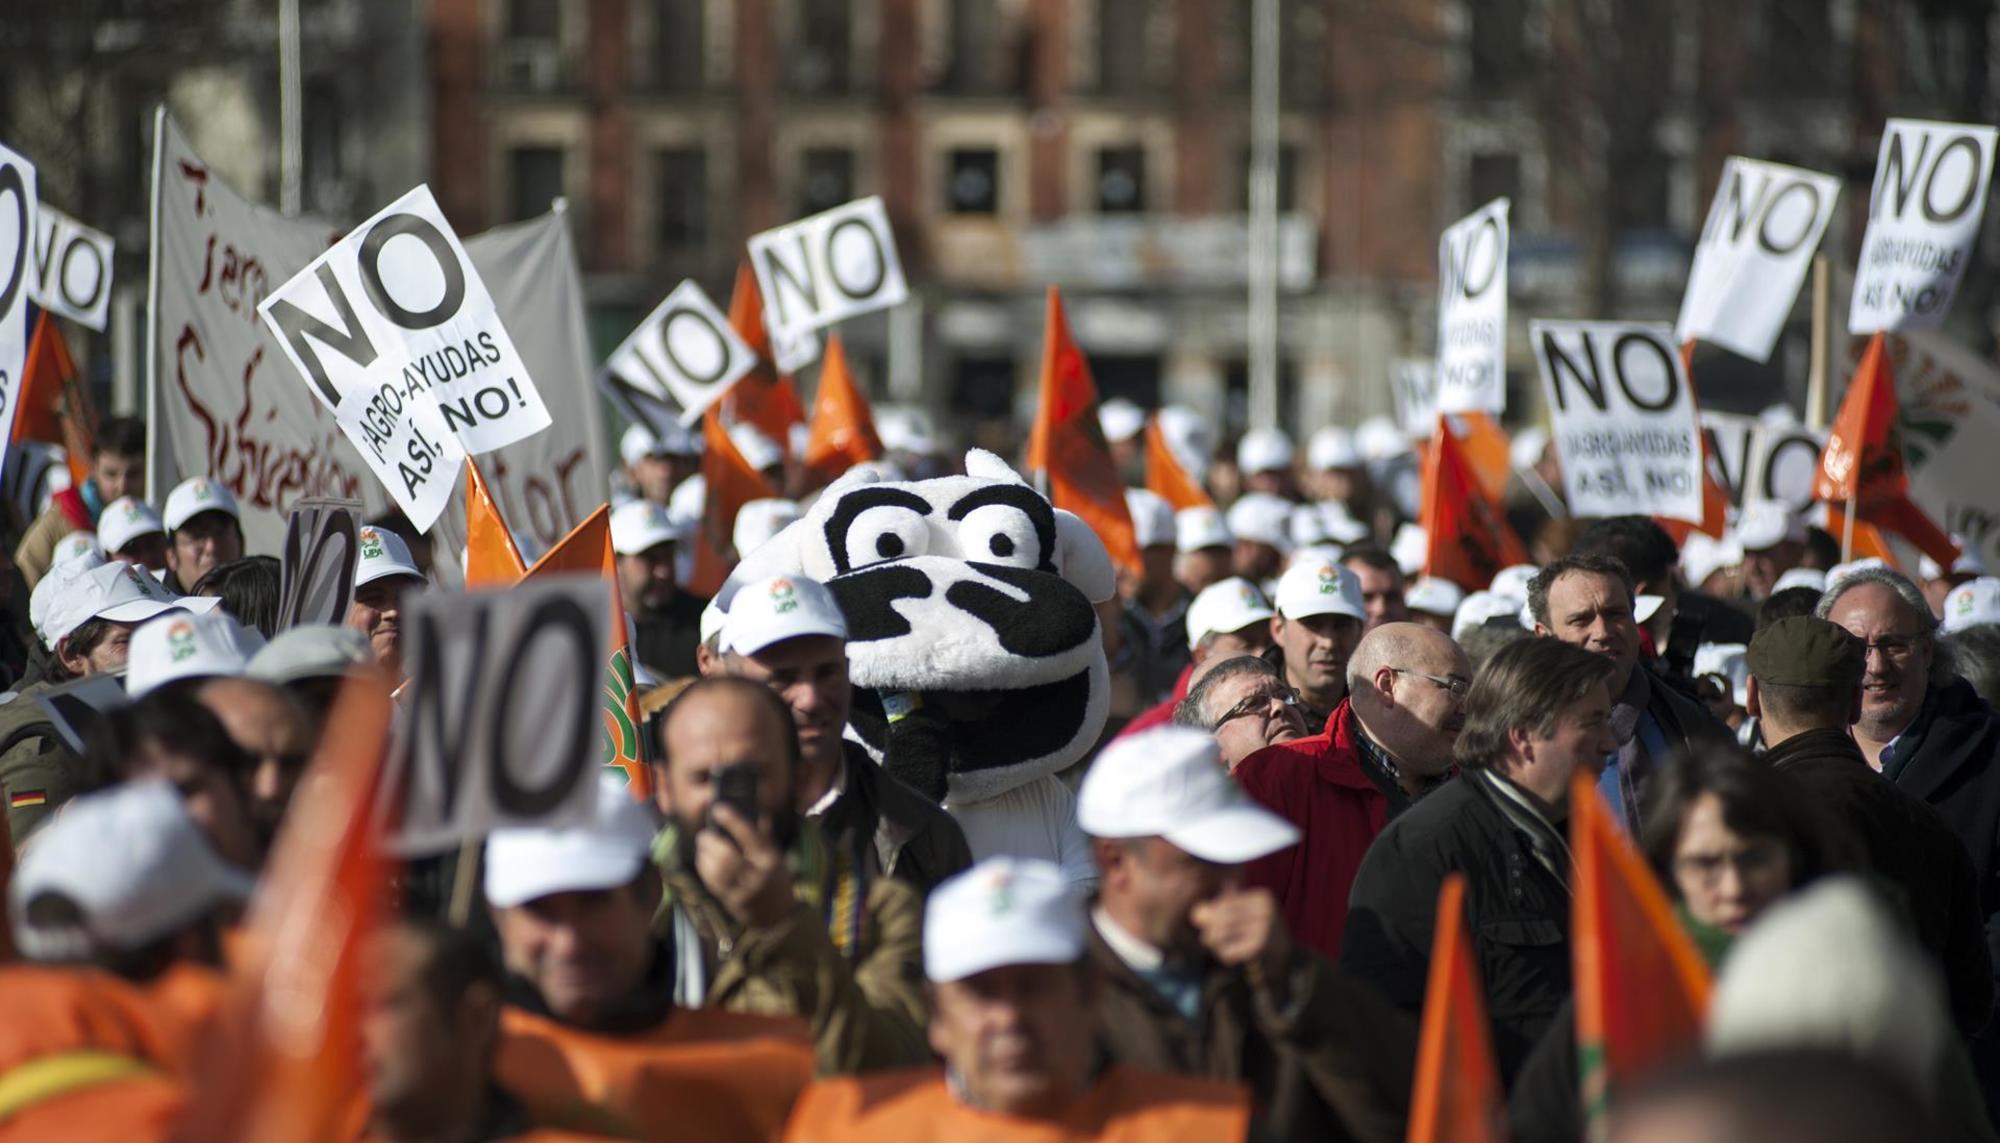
[1236, 623, 1472, 961]
[649, 675, 933, 1074]
[612, 499, 706, 679]
[1173, 656, 1308, 771]
[1267, 557, 1368, 732]
[345, 527, 426, 682]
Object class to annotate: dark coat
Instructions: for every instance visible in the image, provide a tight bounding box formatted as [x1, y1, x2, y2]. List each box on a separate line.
[819, 740, 973, 895]
[1086, 924, 1414, 1143]
[1888, 679, 2000, 986]
[631, 590, 708, 680]
[1340, 771, 1571, 1083]
[1764, 726, 1993, 1035]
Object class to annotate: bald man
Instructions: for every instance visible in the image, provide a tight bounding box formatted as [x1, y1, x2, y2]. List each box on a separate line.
[1231, 623, 1472, 960]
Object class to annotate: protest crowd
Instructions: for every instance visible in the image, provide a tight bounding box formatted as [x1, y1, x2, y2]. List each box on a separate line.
[6, 103, 2000, 1143]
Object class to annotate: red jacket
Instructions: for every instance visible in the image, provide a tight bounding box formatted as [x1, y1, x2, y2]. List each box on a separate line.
[1235, 700, 1389, 963]
[1114, 661, 1196, 740]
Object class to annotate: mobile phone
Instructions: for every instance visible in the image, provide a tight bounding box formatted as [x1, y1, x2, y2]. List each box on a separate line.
[709, 765, 761, 832]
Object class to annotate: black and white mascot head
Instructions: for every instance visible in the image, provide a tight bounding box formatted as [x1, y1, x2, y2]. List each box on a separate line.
[724, 449, 1115, 807]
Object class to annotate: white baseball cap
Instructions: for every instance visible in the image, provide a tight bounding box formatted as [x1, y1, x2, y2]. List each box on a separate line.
[924, 858, 1086, 984]
[699, 596, 728, 645]
[1681, 532, 1743, 588]
[1123, 488, 1175, 550]
[1186, 577, 1276, 645]
[1174, 506, 1232, 554]
[1307, 427, 1361, 472]
[484, 773, 662, 909]
[10, 780, 253, 960]
[1077, 727, 1299, 864]
[610, 499, 686, 557]
[1274, 559, 1367, 622]
[1098, 398, 1146, 444]
[1772, 567, 1828, 595]
[1357, 416, 1410, 464]
[1406, 576, 1465, 618]
[1288, 504, 1335, 550]
[1452, 589, 1527, 642]
[733, 498, 801, 559]
[248, 624, 373, 685]
[30, 553, 105, 651]
[1489, 563, 1539, 602]
[1634, 594, 1668, 624]
[1319, 504, 1371, 546]
[621, 420, 700, 467]
[1287, 544, 1347, 572]
[125, 610, 265, 698]
[1943, 577, 2000, 634]
[97, 497, 164, 556]
[355, 526, 425, 588]
[1390, 522, 1427, 577]
[722, 575, 848, 656]
[1918, 537, 1987, 582]
[51, 531, 103, 570]
[668, 473, 707, 526]
[1225, 493, 1294, 552]
[162, 477, 241, 533]
[1694, 642, 1751, 706]
[1155, 405, 1214, 469]
[1236, 428, 1294, 475]
[45, 560, 219, 651]
[1737, 500, 1806, 552]
[728, 424, 784, 472]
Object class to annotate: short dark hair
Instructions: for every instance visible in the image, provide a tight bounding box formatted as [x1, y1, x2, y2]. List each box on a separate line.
[192, 556, 283, 639]
[1460, 616, 1530, 671]
[95, 416, 146, 458]
[1176, 655, 1283, 730]
[1341, 546, 1401, 578]
[90, 688, 256, 786]
[1571, 516, 1679, 587]
[1454, 637, 1614, 770]
[1526, 553, 1635, 629]
[650, 675, 802, 776]
[53, 617, 117, 679]
[1756, 586, 1823, 630]
[1802, 525, 1840, 570]
[1638, 745, 1845, 893]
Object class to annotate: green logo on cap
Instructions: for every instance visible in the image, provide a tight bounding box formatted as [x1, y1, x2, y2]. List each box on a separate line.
[166, 620, 197, 663]
[360, 529, 384, 560]
[193, 481, 213, 501]
[1317, 565, 1339, 593]
[770, 578, 798, 615]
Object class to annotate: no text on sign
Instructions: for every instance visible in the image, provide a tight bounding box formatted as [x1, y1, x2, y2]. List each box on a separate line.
[747, 195, 909, 344]
[1532, 320, 1704, 524]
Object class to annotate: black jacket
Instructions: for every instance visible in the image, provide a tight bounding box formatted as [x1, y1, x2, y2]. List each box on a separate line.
[818, 740, 973, 895]
[632, 590, 708, 680]
[1340, 770, 1571, 1083]
[1765, 726, 1993, 1036]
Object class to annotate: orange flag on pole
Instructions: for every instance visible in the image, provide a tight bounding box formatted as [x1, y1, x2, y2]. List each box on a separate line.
[803, 334, 884, 488]
[463, 461, 528, 587]
[181, 673, 393, 1143]
[1421, 417, 1527, 591]
[1144, 414, 1213, 511]
[690, 406, 781, 597]
[1814, 332, 1958, 566]
[1408, 874, 1508, 1143]
[1026, 286, 1140, 573]
[1450, 413, 1514, 506]
[1572, 771, 1711, 1131]
[725, 263, 808, 457]
[10, 311, 96, 487]
[524, 505, 653, 796]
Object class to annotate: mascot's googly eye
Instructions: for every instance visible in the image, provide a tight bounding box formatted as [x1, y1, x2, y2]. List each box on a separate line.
[954, 502, 1043, 570]
[840, 503, 931, 570]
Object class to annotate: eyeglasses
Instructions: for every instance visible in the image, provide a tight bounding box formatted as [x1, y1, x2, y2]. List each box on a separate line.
[1211, 686, 1301, 731]
[1859, 632, 1925, 662]
[1673, 840, 1785, 887]
[1392, 668, 1470, 701]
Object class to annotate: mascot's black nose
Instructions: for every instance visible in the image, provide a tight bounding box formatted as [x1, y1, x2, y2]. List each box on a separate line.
[828, 564, 933, 642]
[943, 563, 1096, 659]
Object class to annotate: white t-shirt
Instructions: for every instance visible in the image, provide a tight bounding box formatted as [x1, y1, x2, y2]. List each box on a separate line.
[947, 774, 1099, 892]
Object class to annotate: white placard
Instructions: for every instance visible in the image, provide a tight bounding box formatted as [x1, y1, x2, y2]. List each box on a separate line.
[1435, 197, 1509, 415]
[28, 204, 114, 332]
[0, 145, 35, 485]
[1532, 321, 1703, 523]
[1698, 411, 1758, 504]
[606, 279, 758, 425]
[748, 195, 909, 343]
[1743, 423, 1828, 513]
[1849, 118, 1998, 334]
[1392, 357, 1438, 440]
[258, 185, 553, 531]
[772, 326, 822, 374]
[1676, 158, 1840, 361]
[385, 574, 611, 853]
[1889, 331, 2000, 569]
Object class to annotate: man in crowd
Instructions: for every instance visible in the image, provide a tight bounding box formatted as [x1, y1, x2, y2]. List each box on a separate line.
[161, 477, 246, 594]
[1920, 541, 1986, 618]
[247, 624, 372, 731]
[1173, 655, 1308, 770]
[1341, 547, 1410, 631]
[1745, 616, 1992, 1036]
[1236, 623, 1470, 960]
[781, 857, 1252, 1138]
[1267, 557, 1368, 731]
[195, 675, 315, 853]
[14, 414, 146, 587]
[1738, 501, 1808, 603]
[1118, 489, 1192, 707]
[651, 675, 932, 1073]
[1078, 726, 1415, 1141]
[1115, 576, 1276, 740]
[613, 498, 706, 679]
[1237, 428, 1299, 499]
[1342, 637, 1617, 1080]
[1572, 516, 1755, 668]
[1225, 493, 1292, 588]
[1174, 506, 1235, 595]
[485, 775, 814, 1140]
[346, 526, 427, 682]
[1528, 554, 1729, 829]
[98, 497, 169, 572]
[93, 689, 265, 871]
[623, 422, 702, 508]
[718, 576, 970, 893]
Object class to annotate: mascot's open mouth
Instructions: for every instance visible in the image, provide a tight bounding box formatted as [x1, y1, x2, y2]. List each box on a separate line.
[847, 667, 1095, 802]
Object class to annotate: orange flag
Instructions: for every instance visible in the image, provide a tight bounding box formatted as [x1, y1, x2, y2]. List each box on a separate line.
[10, 312, 96, 486]
[1421, 417, 1527, 591]
[803, 334, 884, 488]
[1026, 286, 1140, 573]
[690, 406, 781, 597]
[1450, 412, 1513, 506]
[1820, 503, 1900, 568]
[181, 673, 393, 1142]
[463, 461, 528, 587]
[1572, 771, 1711, 1130]
[1144, 414, 1213, 511]
[1814, 332, 1958, 566]
[1408, 874, 1508, 1143]
[725, 263, 808, 457]
[524, 505, 653, 797]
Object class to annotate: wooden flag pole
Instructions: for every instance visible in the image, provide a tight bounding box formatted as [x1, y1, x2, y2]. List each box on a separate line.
[447, 842, 480, 928]
[1841, 495, 1858, 564]
[1806, 253, 1831, 431]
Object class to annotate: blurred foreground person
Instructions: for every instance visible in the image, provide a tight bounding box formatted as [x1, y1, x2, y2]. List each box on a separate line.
[247, 624, 374, 731]
[195, 676, 315, 853]
[1608, 1050, 1940, 1143]
[783, 858, 1251, 1139]
[93, 690, 265, 871]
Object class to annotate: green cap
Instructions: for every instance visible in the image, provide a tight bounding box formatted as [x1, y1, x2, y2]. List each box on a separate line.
[1747, 616, 1865, 689]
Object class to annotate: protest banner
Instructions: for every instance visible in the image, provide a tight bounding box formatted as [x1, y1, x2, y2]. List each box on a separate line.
[1435, 197, 1509, 415]
[773, 326, 822, 374]
[1698, 411, 1758, 504]
[1849, 118, 1998, 334]
[1532, 321, 1703, 523]
[277, 497, 363, 630]
[1742, 423, 1827, 512]
[33, 674, 130, 755]
[257, 185, 553, 531]
[1854, 331, 2000, 569]
[1676, 159, 1840, 361]
[386, 574, 611, 853]
[1392, 357, 1438, 440]
[148, 112, 605, 565]
[28, 204, 114, 331]
[605, 278, 757, 425]
[0, 143, 36, 483]
[748, 195, 909, 343]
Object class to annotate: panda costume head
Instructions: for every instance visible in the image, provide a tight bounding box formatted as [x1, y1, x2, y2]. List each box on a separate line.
[723, 450, 1115, 805]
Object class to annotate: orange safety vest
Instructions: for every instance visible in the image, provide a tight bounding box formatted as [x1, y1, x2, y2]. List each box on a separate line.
[495, 1004, 814, 1143]
[0, 965, 207, 1142]
[782, 1063, 1252, 1142]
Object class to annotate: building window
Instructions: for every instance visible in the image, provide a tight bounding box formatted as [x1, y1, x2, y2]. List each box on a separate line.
[655, 147, 708, 251]
[508, 146, 564, 222]
[652, 0, 705, 91]
[1468, 0, 1527, 94]
[789, 0, 852, 93]
[1237, 144, 1299, 213]
[505, 0, 560, 40]
[1098, 0, 1151, 95]
[798, 147, 855, 216]
[945, 148, 1000, 215]
[1095, 146, 1147, 214]
[943, 0, 1020, 93]
[1466, 152, 1521, 213]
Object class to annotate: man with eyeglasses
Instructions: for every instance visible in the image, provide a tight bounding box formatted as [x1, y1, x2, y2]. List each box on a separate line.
[1231, 623, 1472, 962]
[1266, 558, 1369, 733]
[1173, 656, 1308, 771]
